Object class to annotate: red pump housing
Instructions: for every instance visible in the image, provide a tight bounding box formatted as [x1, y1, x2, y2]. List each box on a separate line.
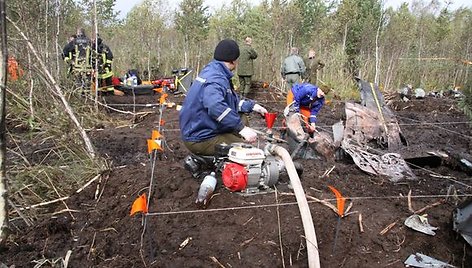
[222, 163, 248, 192]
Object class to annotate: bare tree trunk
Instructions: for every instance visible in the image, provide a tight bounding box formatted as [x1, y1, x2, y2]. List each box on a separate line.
[55, 0, 61, 77]
[183, 35, 189, 68]
[7, 16, 96, 159]
[157, 35, 161, 76]
[45, 0, 49, 65]
[342, 23, 348, 52]
[0, 0, 9, 244]
[374, 12, 383, 85]
[93, 0, 99, 111]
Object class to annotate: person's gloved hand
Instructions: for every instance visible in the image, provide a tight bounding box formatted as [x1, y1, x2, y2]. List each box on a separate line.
[253, 103, 268, 116]
[283, 105, 290, 117]
[317, 88, 325, 98]
[308, 122, 316, 132]
[239, 126, 258, 143]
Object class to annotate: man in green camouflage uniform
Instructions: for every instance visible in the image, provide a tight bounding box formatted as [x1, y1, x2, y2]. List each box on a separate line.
[305, 49, 325, 85]
[237, 36, 258, 97]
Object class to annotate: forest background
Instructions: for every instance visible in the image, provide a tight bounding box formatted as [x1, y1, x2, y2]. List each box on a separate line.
[1, 0, 472, 229]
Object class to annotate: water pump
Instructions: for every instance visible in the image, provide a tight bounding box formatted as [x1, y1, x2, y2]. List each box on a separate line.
[184, 143, 285, 195]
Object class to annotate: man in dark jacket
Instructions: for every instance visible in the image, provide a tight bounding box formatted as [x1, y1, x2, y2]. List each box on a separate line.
[179, 39, 268, 156]
[92, 36, 114, 92]
[237, 36, 258, 97]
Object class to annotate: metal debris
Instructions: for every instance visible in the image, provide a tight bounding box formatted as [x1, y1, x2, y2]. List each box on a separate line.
[404, 253, 455, 268]
[404, 214, 438, 236]
[452, 198, 472, 246]
[341, 139, 415, 182]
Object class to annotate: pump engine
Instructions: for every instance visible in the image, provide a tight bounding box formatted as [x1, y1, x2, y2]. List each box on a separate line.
[184, 143, 285, 194]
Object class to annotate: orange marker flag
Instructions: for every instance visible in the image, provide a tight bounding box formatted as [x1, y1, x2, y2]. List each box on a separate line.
[147, 139, 163, 154]
[159, 93, 168, 104]
[328, 185, 346, 217]
[130, 193, 148, 216]
[151, 130, 162, 140]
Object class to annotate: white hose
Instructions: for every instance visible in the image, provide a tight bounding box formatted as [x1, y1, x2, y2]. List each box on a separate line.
[267, 144, 321, 268]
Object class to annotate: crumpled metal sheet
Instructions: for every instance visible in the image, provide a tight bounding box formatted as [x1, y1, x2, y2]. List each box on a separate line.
[404, 253, 456, 268]
[341, 139, 416, 182]
[452, 198, 472, 246]
[404, 214, 438, 236]
[344, 102, 407, 151]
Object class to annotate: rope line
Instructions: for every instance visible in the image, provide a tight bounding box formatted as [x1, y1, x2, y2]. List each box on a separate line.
[146, 193, 472, 216]
[145, 119, 472, 132]
[395, 114, 472, 139]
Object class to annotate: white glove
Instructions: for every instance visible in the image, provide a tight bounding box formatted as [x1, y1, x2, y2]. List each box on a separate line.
[317, 88, 325, 98]
[253, 103, 268, 116]
[239, 126, 258, 143]
[308, 122, 316, 132]
[283, 106, 290, 117]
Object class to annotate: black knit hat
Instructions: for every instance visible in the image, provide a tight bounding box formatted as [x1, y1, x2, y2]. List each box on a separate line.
[214, 39, 240, 62]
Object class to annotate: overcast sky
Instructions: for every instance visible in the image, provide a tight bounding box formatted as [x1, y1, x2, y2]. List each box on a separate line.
[114, 0, 472, 19]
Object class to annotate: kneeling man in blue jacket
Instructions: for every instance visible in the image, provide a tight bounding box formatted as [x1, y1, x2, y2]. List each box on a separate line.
[179, 39, 268, 156]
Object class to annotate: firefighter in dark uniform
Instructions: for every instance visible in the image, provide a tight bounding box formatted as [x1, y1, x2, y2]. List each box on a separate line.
[92, 36, 114, 93]
[62, 28, 92, 75]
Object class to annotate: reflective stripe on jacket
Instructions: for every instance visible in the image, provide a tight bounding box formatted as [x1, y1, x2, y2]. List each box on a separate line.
[291, 83, 324, 123]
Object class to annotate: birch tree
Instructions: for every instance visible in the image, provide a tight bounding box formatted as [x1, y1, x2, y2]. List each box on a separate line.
[0, 0, 9, 245]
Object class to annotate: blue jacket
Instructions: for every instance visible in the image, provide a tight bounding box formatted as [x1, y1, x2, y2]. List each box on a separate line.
[179, 60, 255, 142]
[291, 83, 324, 123]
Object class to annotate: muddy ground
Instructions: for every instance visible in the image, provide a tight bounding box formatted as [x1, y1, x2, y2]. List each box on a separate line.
[1, 85, 472, 268]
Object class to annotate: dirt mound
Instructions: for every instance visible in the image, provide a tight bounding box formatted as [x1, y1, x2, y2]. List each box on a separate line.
[1, 88, 471, 267]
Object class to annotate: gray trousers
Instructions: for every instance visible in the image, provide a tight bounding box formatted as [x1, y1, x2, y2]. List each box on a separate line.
[285, 73, 301, 92]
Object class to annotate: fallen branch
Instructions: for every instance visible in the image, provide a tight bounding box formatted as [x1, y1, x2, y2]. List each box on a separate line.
[240, 237, 255, 247]
[282, 192, 337, 214]
[46, 174, 75, 219]
[242, 216, 253, 226]
[51, 209, 80, 216]
[414, 199, 445, 215]
[7, 199, 32, 226]
[76, 174, 101, 193]
[345, 201, 354, 215]
[209, 256, 226, 268]
[63, 250, 72, 268]
[19, 196, 69, 210]
[320, 165, 335, 178]
[178, 237, 192, 250]
[379, 221, 397, 235]
[88, 232, 97, 260]
[407, 190, 414, 213]
[358, 213, 364, 233]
